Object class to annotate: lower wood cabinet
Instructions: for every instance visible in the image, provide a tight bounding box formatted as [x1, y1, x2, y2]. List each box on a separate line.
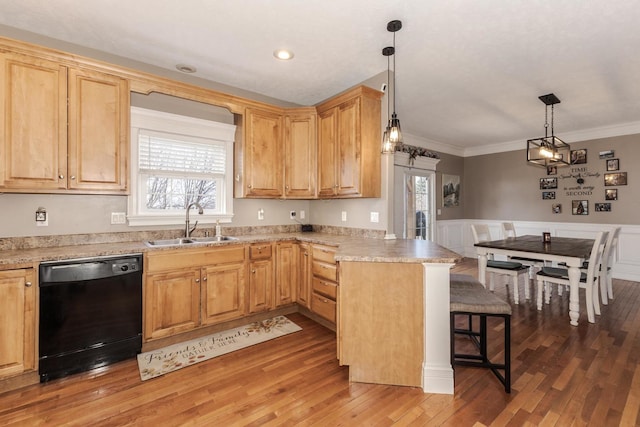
[296, 242, 312, 308]
[248, 243, 274, 314]
[144, 245, 246, 341]
[0, 267, 36, 379]
[275, 241, 297, 307]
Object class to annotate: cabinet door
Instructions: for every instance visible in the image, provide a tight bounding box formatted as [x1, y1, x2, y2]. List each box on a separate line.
[67, 67, 129, 192]
[317, 107, 338, 197]
[248, 259, 273, 313]
[0, 268, 36, 378]
[244, 107, 283, 197]
[296, 243, 311, 308]
[201, 263, 246, 325]
[336, 97, 361, 196]
[284, 110, 316, 198]
[144, 268, 201, 340]
[0, 53, 67, 190]
[275, 242, 297, 307]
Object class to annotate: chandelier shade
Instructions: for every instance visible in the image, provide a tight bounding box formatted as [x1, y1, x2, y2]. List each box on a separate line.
[526, 93, 570, 167]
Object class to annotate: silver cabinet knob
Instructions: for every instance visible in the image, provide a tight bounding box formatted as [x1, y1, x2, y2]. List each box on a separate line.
[59, 174, 64, 179]
[25, 281, 32, 287]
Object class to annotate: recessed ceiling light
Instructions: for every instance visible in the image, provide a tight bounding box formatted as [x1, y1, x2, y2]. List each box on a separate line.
[273, 49, 294, 60]
[175, 64, 197, 73]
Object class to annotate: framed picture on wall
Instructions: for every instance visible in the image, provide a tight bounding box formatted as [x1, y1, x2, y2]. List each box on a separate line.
[542, 191, 555, 200]
[604, 172, 627, 186]
[606, 158, 619, 171]
[595, 203, 612, 212]
[552, 204, 562, 214]
[572, 200, 589, 215]
[605, 189, 618, 200]
[442, 174, 460, 207]
[570, 149, 587, 165]
[546, 165, 557, 176]
[540, 177, 558, 189]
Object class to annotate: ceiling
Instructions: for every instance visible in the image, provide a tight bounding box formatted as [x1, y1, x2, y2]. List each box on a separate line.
[2, 0, 640, 154]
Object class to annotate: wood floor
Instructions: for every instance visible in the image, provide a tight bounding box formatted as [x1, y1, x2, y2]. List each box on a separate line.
[2, 258, 640, 426]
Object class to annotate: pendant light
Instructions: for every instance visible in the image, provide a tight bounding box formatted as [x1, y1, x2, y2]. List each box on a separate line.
[381, 19, 403, 154]
[526, 93, 570, 167]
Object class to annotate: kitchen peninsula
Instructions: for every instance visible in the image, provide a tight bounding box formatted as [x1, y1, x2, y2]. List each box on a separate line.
[0, 231, 461, 394]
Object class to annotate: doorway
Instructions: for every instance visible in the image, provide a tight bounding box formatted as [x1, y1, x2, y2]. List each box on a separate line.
[394, 166, 436, 240]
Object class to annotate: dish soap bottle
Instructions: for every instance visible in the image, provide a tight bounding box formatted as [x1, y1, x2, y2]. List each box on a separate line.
[215, 220, 222, 237]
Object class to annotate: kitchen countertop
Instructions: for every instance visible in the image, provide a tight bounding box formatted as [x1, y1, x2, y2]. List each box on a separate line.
[0, 232, 462, 266]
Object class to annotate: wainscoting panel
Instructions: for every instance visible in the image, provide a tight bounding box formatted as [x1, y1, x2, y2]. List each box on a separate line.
[435, 220, 640, 282]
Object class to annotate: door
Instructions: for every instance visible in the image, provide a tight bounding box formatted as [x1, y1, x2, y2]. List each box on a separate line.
[0, 52, 67, 190]
[394, 168, 436, 241]
[144, 268, 201, 340]
[0, 268, 35, 378]
[67, 67, 129, 192]
[201, 263, 246, 325]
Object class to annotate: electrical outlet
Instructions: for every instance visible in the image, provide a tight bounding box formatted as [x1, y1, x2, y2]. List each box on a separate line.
[300, 210, 305, 219]
[370, 212, 379, 223]
[110, 212, 127, 225]
[258, 209, 264, 220]
[341, 211, 347, 222]
[290, 210, 296, 220]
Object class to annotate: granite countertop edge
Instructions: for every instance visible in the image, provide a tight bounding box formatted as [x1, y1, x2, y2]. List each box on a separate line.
[0, 232, 462, 266]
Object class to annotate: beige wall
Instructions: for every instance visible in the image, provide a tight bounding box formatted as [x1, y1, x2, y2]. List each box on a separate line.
[464, 134, 639, 224]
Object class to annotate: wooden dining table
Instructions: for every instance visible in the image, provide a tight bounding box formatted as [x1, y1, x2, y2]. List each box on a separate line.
[474, 235, 595, 326]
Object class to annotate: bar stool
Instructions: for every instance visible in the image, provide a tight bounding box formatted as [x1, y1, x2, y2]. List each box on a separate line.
[450, 274, 512, 393]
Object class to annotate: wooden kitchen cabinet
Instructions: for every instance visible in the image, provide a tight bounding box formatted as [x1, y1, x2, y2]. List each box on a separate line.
[67, 67, 129, 192]
[144, 267, 201, 340]
[284, 108, 317, 198]
[275, 241, 297, 307]
[316, 85, 382, 198]
[248, 243, 274, 313]
[296, 242, 312, 308]
[0, 268, 36, 379]
[0, 51, 129, 194]
[144, 245, 247, 341]
[310, 244, 339, 324]
[236, 107, 284, 198]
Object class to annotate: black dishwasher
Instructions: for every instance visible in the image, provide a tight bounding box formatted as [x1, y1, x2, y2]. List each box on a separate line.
[39, 254, 143, 382]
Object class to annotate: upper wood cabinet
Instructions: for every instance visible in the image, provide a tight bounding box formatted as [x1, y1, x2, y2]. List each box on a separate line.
[0, 267, 36, 380]
[316, 86, 382, 198]
[235, 106, 317, 199]
[284, 108, 317, 199]
[0, 51, 129, 194]
[67, 67, 129, 192]
[235, 107, 284, 198]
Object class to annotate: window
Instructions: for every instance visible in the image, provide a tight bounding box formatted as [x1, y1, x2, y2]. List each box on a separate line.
[128, 107, 236, 226]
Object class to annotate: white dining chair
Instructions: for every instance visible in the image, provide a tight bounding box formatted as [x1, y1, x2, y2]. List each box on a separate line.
[501, 222, 546, 290]
[535, 231, 608, 323]
[600, 227, 621, 305]
[471, 224, 529, 304]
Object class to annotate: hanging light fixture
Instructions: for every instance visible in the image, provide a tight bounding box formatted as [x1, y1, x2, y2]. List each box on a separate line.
[526, 93, 570, 167]
[381, 19, 403, 154]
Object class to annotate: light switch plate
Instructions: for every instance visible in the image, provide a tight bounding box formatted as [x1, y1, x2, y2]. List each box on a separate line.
[341, 211, 347, 222]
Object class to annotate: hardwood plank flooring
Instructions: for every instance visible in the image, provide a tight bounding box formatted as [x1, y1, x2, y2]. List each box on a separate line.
[1, 258, 639, 426]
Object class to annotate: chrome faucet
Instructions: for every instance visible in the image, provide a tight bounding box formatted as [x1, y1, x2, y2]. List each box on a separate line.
[185, 202, 204, 238]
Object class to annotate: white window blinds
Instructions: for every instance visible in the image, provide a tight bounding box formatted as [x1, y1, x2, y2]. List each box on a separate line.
[138, 130, 226, 175]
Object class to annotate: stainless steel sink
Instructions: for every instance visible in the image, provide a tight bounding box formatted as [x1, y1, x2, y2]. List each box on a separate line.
[144, 236, 237, 247]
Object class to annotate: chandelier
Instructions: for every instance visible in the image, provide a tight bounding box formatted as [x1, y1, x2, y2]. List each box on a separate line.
[526, 93, 570, 167]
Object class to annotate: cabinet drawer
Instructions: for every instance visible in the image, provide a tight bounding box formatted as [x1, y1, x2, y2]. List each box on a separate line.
[311, 292, 336, 323]
[250, 244, 272, 260]
[312, 244, 336, 264]
[312, 261, 337, 282]
[312, 277, 337, 300]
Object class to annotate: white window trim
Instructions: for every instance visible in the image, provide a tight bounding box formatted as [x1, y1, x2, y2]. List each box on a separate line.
[128, 107, 236, 227]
